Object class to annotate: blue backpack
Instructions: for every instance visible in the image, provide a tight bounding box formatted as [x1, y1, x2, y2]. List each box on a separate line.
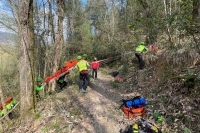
[123, 96, 146, 108]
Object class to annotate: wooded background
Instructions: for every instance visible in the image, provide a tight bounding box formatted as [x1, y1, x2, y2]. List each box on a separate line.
[0, 0, 199, 132]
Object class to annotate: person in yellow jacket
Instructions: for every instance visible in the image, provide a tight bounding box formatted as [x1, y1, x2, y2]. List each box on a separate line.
[0, 98, 16, 119]
[135, 42, 148, 70]
[75, 55, 90, 93]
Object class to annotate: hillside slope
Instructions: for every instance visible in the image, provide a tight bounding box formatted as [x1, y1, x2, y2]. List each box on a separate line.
[8, 72, 137, 133]
[5, 49, 200, 133]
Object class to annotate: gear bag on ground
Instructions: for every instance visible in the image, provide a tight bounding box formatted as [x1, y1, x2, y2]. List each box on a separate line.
[121, 96, 146, 118]
[121, 119, 162, 133]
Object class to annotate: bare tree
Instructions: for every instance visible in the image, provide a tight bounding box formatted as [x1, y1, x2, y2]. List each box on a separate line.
[50, 0, 65, 92]
[17, 0, 36, 118]
[192, 0, 200, 22]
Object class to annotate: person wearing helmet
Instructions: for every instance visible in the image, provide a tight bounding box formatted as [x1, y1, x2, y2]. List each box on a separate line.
[82, 54, 88, 60]
[0, 97, 17, 119]
[56, 71, 68, 93]
[90, 57, 100, 80]
[75, 55, 90, 93]
[135, 42, 148, 70]
[77, 55, 82, 60]
[35, 77, 44, 101]
[82, 54, 91, 85]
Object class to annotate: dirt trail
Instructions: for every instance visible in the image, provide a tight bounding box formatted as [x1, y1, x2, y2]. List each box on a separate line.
[10, 71, 143, 133]
[70, 71, 140, 133]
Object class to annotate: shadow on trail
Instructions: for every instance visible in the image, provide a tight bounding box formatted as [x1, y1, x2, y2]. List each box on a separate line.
[62, 72, 142, 133]
[90, 78, 126, 105]
[90, 79, 139, 106]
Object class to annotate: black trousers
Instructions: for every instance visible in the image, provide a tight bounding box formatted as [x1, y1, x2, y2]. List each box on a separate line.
[36, 91, 41, 101]
[79, 73, 89, 90]
[92, 69, 98, 78]
[135, 52, 143, 69]
[57, 81, 67, 90]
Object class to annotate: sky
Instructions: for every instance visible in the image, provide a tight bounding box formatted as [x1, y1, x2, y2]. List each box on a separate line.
[0, 0, 14, 33]
[0, 0, 88, 34]
[82, 0, 87, 4]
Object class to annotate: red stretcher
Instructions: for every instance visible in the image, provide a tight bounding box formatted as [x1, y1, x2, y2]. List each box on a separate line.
[44, 60, 78, 83]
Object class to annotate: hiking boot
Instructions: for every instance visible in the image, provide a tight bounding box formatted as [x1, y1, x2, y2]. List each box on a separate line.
[82, 90, 88, 93]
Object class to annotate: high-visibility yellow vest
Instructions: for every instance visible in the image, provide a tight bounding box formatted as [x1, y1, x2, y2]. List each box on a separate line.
[135, 45, 148, 52]
[76, 60, 89, 72]
[35, 85, 43, 91]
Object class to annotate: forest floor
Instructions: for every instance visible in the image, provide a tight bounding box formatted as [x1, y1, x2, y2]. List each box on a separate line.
[63, 71, 141, 133]
[9, 70, 146, 133]
[7, 63, 200, 133]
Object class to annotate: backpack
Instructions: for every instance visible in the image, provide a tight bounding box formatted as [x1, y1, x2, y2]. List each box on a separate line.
[116, 76, 123, 82]
[109, 71, 119, 77]
[121, 96, 146, 118]
[149, 45, 157, 52]
[122, 119, 162, 133]
[138, 119, 162, 133]
[123, 96, 146, 108]
[123, 105, 146, 118]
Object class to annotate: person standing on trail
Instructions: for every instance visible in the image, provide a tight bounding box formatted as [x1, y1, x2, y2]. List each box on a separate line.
[75, 55, 90, 93]
[82, 54, 88, 61]
[90, 57, 100, 80]
[82, 53, 91, 85]
[35, 77, 44, 101]
[135, 42, 148, 70]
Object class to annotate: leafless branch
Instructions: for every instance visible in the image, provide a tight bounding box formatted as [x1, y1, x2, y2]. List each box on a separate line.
[0, 102, 20, 121]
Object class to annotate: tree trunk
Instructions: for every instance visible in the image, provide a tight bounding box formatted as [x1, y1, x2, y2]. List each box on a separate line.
[192, 0, 200, 22]
[48, 0, 56, 43]
[163, 0, 173, 44]
[50, 0, 65, 92]
[18, 0, 36, 118]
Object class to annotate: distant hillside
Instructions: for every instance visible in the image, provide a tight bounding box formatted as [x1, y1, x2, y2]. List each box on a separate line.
[0, 31, 16, 44]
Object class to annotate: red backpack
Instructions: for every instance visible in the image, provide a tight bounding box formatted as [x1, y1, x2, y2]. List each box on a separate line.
[150, 45, 157, 51]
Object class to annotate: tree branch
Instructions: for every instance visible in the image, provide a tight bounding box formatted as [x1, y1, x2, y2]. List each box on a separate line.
[0, 45, 19, 60]
[0, 102, 20, 121]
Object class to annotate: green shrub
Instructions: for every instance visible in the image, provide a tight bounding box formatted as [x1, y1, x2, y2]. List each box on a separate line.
[110, 81, 119, 88]
[34, 113, 41, 120]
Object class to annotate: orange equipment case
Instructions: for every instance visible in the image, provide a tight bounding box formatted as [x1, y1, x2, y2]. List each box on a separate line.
[123, 105, 146, 118]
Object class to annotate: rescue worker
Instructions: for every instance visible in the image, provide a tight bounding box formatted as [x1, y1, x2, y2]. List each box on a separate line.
[82, 53, 90, 85]
[35, 77, 43, 101]
[0, 98, 16, 119]
[56, 73, 67, 93]
[82, 54, 88, 60]
[135, 42, 148, 70]
[90, 57, 100, 79]
[75, 55, 90, 93]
